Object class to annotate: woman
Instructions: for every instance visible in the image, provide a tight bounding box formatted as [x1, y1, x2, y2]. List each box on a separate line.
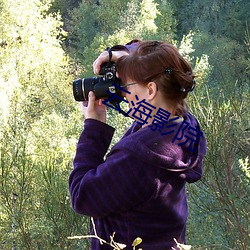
[69, 40, 207, 250]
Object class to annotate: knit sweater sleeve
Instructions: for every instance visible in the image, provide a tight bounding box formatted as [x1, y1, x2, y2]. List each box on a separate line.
[69, 119, 156, 218]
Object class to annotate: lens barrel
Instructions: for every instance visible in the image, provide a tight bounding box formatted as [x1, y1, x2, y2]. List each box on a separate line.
[72, 79, 85, 101]
[73, 78, 98, 101]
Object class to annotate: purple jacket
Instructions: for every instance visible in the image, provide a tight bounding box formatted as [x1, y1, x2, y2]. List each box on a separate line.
[69, 112, 207, 249]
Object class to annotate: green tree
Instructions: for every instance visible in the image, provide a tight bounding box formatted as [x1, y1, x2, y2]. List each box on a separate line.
[154, 0, 177, 42]
[0, 0, 87, 248]
[184, 29, 250, 250]
[168, 0, 250, 87]
[65, 0, 170, 66]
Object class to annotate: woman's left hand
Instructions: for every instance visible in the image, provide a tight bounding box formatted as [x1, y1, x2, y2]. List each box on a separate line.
[93, 50, 129, 75]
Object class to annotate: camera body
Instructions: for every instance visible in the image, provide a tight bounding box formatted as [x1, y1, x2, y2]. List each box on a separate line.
[73, 62, 122, 103]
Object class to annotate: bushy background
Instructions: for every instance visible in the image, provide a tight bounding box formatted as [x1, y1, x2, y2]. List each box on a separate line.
[0, 0, 249, 249]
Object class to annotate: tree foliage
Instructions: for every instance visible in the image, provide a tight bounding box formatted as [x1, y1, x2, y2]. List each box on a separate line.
[0, 0, 249, 249]
[0, 0, 87, 248]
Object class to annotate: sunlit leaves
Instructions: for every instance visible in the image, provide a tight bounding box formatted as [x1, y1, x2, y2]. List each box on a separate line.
[132, 237, 142, 248]
[0, 0, 84, 248]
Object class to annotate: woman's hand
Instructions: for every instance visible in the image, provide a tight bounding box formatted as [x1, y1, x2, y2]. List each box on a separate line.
[93, 50, 129, 75]
[81, 91, 106, 123]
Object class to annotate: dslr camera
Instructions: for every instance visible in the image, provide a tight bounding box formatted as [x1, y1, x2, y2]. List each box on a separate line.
[72, 62, 123, 104]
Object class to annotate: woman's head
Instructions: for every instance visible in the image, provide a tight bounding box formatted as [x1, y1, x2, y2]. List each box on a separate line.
[116, 41, 195, 116]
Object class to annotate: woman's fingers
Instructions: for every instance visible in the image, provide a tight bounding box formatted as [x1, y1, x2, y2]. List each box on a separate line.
[93, 50, 129, 75]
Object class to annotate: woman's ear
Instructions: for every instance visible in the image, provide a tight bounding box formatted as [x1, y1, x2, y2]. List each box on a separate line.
[147, 81, 158, 100]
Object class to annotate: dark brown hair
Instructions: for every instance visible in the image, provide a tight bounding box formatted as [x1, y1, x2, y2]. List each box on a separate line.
[116, 41, 195, 116]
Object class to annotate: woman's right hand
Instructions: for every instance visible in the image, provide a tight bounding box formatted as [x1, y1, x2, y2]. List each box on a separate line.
[81, 91, 107, 123]
[92, 50, 129, 75]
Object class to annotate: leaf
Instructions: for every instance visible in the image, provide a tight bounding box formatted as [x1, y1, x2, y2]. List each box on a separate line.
[132, 237, 142, 247]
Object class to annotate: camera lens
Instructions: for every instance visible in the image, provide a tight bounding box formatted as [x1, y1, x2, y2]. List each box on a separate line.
[73, 78, 97, 101]
[72, 79, 85, 101]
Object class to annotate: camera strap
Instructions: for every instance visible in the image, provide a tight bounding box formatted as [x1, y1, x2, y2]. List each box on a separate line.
[106, 47, 113, 64]
[111, 102, 133, 119]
